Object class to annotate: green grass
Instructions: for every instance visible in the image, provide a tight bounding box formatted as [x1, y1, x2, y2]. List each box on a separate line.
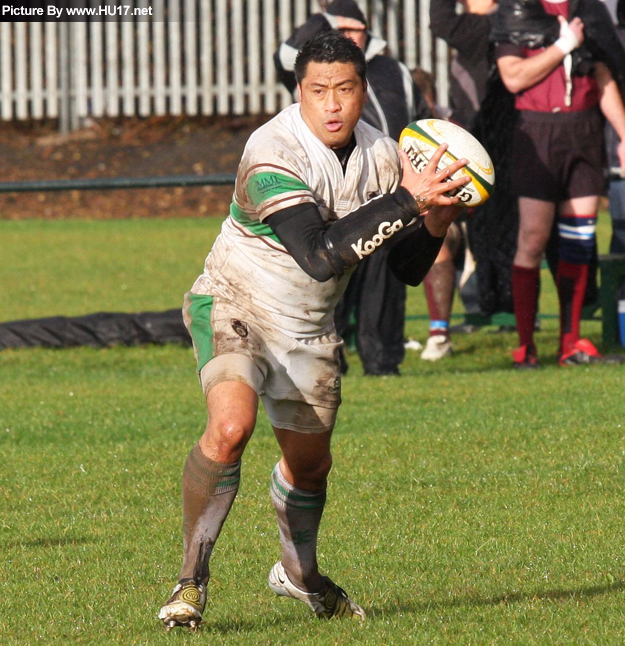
[0, 218, 217, 319]
[2, 214, 625, 645]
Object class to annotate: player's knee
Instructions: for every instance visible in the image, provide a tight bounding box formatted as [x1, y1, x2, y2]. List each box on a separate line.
[202, 418, 254, 460]
[518, 230, 548, 262]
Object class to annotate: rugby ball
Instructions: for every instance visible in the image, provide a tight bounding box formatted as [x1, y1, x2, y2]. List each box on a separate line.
[399, 119, 495, 207]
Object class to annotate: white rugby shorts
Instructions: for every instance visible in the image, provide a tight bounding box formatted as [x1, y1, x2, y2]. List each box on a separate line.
[182, 292, 342, 433]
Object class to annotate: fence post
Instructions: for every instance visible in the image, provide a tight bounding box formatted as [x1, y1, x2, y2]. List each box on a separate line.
[58, 21, 71, 135]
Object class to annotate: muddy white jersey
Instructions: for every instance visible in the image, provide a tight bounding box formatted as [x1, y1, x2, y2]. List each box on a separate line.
[190, 102, 401, 337]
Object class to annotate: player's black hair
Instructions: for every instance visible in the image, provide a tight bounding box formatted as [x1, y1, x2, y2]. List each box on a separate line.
[618, 0, 625, 28]
[294, 30, 367, 86]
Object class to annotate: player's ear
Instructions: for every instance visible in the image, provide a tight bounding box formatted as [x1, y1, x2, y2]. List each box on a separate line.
[296, 84, 303, 103]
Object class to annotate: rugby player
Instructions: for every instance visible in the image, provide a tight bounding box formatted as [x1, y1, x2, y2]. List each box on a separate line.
[159, 30, 470, 630]
[494, 0, 625, 367]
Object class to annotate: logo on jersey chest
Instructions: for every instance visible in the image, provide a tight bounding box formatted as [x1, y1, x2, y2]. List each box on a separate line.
[351, 219, 404, 259]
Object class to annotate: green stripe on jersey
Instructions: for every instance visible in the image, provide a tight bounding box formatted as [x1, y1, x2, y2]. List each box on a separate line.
[247, 171, 310, 206]
[187, 293, 214, 372]
[229, 203, 282, 244]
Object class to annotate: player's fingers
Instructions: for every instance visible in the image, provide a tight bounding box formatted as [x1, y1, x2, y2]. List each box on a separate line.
[429, 171, 470, 192]
[435, 174, 471, 194]
[426, 143, 449, 171]
[428, 194, 461, 208]
[432, 163, 464, 185]
[442, 158, 469, 177]
[426, 176, 470, 201]
[399, 149, 418, 176]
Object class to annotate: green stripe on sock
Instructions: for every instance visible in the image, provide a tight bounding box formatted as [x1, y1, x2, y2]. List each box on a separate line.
[187, 446, 241, 494]
[270, 468, 326, 510]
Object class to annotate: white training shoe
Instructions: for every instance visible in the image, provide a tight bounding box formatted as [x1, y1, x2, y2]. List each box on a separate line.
[421, 334, 453, 361]
[158, 580, 206, 631]
[404, 338, 423, 351]
[268, 561, 365, 621]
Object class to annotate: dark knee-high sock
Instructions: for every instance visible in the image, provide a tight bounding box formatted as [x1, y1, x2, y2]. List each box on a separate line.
[424, 259, 455, 336]
[178, 443, 241, 585]
[270, 463, 326, 592]
[557, 260, 588, 355]
[512, 264, 540, 348]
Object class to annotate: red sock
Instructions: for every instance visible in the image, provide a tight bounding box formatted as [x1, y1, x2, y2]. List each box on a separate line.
[512, 264, 540, 348]
[557, 260, 588, 355]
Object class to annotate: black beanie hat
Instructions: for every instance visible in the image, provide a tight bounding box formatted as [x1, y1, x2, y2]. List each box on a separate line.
[326, 0, 368, 28]
[618, 0, 625, 27]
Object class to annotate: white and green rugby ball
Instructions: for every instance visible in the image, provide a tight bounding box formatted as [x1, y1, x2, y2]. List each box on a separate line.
[399, 118, 495, 207]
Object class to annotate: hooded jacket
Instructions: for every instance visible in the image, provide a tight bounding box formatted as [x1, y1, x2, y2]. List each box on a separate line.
[274, 0, 430, 141]
[429, 0, 496, 129]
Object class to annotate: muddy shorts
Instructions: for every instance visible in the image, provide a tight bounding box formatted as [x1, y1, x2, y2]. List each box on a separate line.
[510, 108, 605, 202]
[182, 292, 342, 434]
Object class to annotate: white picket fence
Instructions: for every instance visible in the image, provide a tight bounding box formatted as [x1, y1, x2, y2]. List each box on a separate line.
[0, 0, 448, 130]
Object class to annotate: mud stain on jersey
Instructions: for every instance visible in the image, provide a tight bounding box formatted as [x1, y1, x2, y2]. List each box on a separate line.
[213, 327, 249, 355]
[231, 319, 248, 338]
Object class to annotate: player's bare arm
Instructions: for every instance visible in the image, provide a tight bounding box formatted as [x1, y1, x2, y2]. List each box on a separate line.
[595, 61, 625, 171]
[497, 17, 584, 95]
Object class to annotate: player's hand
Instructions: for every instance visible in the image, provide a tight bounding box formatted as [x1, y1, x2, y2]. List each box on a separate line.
[399, 144, 470, 213]
[555, 16, 584, 55]
[464, 0, 497, 16]
[424, 205, 465, 238]
[334, 15, 367, 32]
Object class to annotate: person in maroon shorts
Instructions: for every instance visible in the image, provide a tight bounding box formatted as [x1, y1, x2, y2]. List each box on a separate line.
[494, 0, 625, 367]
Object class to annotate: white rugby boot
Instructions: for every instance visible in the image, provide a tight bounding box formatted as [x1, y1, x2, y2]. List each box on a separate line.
[268, 561, 365, 621]
[421, 334, 453, 361]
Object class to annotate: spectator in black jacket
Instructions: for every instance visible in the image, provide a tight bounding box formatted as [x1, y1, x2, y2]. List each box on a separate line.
[430, 0, 498, 130]
[275, 0, 431, 376]
[421, 0, 498, 361]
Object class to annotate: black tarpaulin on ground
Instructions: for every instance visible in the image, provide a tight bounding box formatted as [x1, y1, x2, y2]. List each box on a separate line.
[0, 309, 191, 350]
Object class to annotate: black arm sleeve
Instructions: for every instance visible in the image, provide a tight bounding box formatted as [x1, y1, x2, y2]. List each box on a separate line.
[386, 222, 446, 287]
[265, 187, 419, 282]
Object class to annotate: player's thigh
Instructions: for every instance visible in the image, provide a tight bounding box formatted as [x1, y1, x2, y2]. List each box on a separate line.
[198, 352, 262, 461]
[517, 197, 556, 249]
[559, 195, 599, 216]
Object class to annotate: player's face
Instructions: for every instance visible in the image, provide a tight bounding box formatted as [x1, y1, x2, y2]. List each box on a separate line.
[297, 61, 366, 149]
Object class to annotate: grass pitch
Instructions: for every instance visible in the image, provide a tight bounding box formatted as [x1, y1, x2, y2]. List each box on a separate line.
[1, 215, 625, 645]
